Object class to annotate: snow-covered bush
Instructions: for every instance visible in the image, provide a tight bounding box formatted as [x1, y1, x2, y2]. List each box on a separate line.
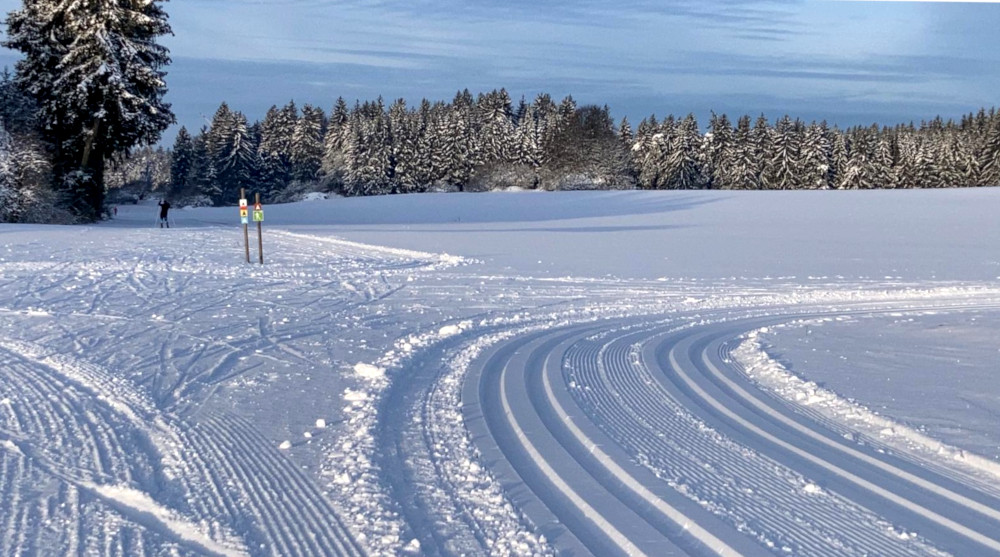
[0, 118, 68, 223]
[466, 163, 538, 192]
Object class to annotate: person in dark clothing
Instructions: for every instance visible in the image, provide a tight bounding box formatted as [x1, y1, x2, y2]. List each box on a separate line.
[158, 200, 171, 228]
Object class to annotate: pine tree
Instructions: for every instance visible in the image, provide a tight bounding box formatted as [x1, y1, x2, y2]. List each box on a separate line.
[322, 97, 350, 182]
[389, 98, 420, 192]
[933, 135, 963, 188]
[216, 111, 258, 203]
[474, 89, 516, 169]
[345, 101, 392, 195]
[799, 122, 831, 189]
[0, 68, 36, 135]
[727, 115, 760, 190]
[169, 127, 194, 195]
[872, 127, 894, 188]
[980, 117, 1000, 186]
[4, 0, 174, 220]
[838, 130, 877, 190]
[705, 113, 737, 189]
[761, 116, 801, 190]
[291, 104, 325, 182]
[634, 117, 668, 190]
[443, 106, 474, 189]
[662, 114, 704, 189]
[200, 104, 257, 204]
[829, 131, 849, 188]
[258, 103, 297, 196]
[0, 121, 20, 220]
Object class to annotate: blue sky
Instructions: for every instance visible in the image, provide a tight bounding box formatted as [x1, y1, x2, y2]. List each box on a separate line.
[2, 0, 999, 143]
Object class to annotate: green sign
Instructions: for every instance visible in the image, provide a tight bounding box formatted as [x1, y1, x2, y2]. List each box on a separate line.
[253, 210, 263, 222]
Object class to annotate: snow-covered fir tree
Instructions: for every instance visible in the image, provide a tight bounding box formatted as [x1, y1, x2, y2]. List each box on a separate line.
[729, 115, 761, 190]
[474, 89, 516, 168]
[170, 127, 195, 195]
[200, 103, 257, 203]
[389, 98, 421, 193]
[761, 116, 801, 190]
[799, 122, 831, 189]
[4, 0, 173, 220]
[704, 113, 735, 190]
[838, 130, 877, 190]
[979, 116, 1000, 186]
[322, 97, 351, 183]
[291, 104, 325, 182]
[663, 114, 704, 189]
[258, 102, 298, 195]
[345, 100, 393, 196]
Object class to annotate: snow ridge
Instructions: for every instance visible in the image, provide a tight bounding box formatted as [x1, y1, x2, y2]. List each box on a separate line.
[734, 322, 1000, 489]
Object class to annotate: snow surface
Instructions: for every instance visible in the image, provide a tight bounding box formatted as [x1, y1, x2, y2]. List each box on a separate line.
[741, 310, 1000, 464]
[2, 189, 1000, 556]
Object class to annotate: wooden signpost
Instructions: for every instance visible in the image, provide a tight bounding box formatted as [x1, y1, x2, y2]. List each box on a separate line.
[237, 189, 265, 265]
[240, 189, 250, 263]
[254, 193, 264, 264]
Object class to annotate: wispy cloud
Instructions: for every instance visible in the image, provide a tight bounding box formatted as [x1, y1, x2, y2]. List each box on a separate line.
[1, 0, 998, 144]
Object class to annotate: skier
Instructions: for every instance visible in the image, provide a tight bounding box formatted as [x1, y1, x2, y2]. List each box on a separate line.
[158, 199, 171, 228]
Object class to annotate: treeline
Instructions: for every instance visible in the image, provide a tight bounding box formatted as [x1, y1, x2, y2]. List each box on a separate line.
[168, 89, 1000, 205]
[167, 91, 631, 205]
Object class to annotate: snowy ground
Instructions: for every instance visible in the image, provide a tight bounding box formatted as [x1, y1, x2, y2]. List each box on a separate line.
[1, 189, 999, 556]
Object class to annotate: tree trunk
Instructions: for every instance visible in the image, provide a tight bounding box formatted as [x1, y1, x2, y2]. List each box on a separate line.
[80, 119, 105, 219]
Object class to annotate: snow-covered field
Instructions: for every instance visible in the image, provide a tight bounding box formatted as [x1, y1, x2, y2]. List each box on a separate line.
[2, 189, 999, 556]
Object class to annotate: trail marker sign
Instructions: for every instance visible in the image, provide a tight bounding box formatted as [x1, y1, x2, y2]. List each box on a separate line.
[254, 193, 264, 265]
[239, 189, 250, 263]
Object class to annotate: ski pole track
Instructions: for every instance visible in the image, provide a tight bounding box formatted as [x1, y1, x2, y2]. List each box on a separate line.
[184, 413, 364, 557]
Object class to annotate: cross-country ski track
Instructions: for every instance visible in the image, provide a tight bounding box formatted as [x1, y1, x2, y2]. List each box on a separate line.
[446, 300, 1000, 557]
[3, 193, 1000, 556]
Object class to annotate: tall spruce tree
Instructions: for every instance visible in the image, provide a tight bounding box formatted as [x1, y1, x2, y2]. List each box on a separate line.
[704, 113, 734, 189]
[799, 122, 831, 189]
[664, 114, 704, 189]
[169, 127, 194, 195]
[291, 104, 325, 182]
[322, 97, 350, 182]
[4, 0, 174, 220]
[761, 116, 801, 190]
[980, 116, 1000, 186]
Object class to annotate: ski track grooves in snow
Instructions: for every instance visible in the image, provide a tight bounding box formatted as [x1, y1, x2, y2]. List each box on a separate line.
[185, 413, 364, 557]
[0, 341, 243, 557]
[463, 300, 1000, 556]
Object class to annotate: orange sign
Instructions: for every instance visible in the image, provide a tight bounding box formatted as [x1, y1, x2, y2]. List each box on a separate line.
[240, 208, 248, 218]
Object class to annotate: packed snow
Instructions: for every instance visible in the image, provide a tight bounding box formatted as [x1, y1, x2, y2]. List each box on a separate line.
[1, 189, 999, 556]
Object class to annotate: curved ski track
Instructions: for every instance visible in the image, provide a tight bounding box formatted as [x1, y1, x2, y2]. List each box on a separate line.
[455, 301, 1000, 556]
